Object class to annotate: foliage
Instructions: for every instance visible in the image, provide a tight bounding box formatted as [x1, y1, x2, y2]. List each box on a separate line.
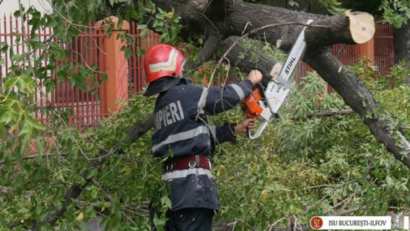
[209, 66, 409, 230]
[0, 0, 183, 162]
[1, 0, 410, 230]
[3, 57, 409, 230]
[316, 0, 345, 14]
[0, 94, 172, 230]
[381, 0, 410, 28]
[0, 0, 176, 229]
[137, 7, 183, 47]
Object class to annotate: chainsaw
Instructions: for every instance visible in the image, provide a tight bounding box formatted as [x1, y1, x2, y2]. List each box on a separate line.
[241, 19, 313, 139]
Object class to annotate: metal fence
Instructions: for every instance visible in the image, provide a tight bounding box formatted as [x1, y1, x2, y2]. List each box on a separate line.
[0, 14, 395, 129]
[0, 15, 107, 130]
[128, 22, 161, 94]
[374, 24, 394, 76]
[294, 43, 364, 93]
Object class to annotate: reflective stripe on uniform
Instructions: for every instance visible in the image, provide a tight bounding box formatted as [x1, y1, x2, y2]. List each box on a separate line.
[231, 84, 245, 100]
[162, 168, 213, 181]
[197, 87, 209, 114]
[209, 125, 218, 143]
[152, 126, 210, 153]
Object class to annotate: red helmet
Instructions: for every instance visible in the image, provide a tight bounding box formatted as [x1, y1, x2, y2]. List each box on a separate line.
[144, 44, 186, 83]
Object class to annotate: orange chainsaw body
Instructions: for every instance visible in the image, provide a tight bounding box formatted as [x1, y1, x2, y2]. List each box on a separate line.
[241, 88, 264, 119]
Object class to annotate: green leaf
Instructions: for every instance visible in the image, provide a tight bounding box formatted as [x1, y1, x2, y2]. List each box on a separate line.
[45, 19, 59, 28]
[19, 134, 31, 156]
[160, 195, 172, 209]
[34, 137, 43, 155]
[86, 168, 98, 179]
[31, 119, 45, 131]
[125, 49, 132, 59]
[13, 10, 21, 17]
[19, 119, 33, 137]
[140, 29, 148, 39]
[136, 47, 145, 56]
[0, 43, 8, 53]
[137, 24, 147, 30]
[153, 214, 166, 227]
[0, 123, 5, 138]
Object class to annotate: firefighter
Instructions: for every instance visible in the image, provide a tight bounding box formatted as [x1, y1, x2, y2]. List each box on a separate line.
[144, 44, 262, 231]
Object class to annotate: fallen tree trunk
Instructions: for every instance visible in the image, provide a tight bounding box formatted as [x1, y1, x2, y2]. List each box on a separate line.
[146, 1, 374, 55]
[306, 49, 410, 168]
[222, 3, 374, 50]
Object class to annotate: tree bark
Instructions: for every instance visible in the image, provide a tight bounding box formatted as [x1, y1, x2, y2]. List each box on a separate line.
[219, 36, 281, 75]
[212, 2, 373, 48]
[305, 49, 410, 168]
[148, 0, 374, 50]
[224, 3, 352, 50]
[393, 22, 410, 84]
[394, 22, 410, 64]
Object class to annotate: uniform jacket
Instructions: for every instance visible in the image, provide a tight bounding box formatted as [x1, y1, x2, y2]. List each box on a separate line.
[151, 77, 253, 211]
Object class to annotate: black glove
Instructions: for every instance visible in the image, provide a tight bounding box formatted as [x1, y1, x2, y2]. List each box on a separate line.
[256, 68, 272, 88]
[255, 68, 272, 103]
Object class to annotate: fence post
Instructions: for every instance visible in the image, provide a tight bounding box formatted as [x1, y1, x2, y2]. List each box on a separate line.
[359, 36, 375, 65]
[95, 16, 129, 114]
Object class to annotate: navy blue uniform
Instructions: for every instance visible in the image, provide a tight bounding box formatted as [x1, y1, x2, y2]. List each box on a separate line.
[151, 77, 253, 211]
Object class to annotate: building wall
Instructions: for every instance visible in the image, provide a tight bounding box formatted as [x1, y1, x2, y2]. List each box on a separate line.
[0, 0, 51, 15]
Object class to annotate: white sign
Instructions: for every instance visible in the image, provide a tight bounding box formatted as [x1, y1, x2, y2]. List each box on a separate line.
[310, 216, 392, 230]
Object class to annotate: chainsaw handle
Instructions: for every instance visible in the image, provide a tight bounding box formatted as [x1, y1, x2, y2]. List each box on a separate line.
[248, 119, 269, 140]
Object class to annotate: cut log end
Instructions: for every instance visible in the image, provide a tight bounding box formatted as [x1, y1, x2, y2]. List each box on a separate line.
[345, 10, 375, 44]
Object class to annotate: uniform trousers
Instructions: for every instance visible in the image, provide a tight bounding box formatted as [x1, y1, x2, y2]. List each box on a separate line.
[151, 208, 214, 231]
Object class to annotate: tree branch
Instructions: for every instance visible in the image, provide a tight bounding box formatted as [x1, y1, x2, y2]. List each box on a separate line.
[185, 27, 221, 70]
[336, 207, 362, 216]
[304, 109, 354, 118]
[219, 36, 281, 77]
[9, 116, 154, 229]
[305, 49, 410, 170]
